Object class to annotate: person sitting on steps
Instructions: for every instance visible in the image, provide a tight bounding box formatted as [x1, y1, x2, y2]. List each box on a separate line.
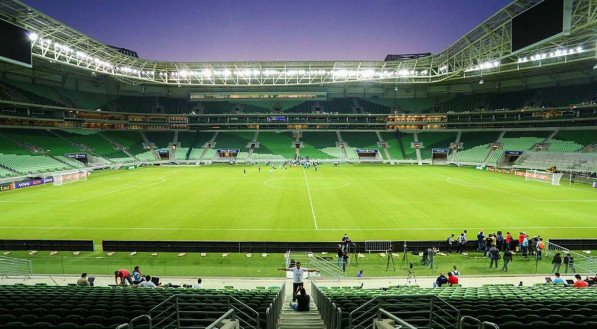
[289, 287, 310, 312]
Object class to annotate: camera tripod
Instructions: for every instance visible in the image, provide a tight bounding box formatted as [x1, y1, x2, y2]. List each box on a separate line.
[406, 266, 417, 285]
[351, 243, 359, 267]
[385, 248, 395, 271]
[400, 243, 409, 269]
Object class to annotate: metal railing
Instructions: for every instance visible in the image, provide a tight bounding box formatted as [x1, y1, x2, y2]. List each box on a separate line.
[546, 241, 597, 274]
[116, 293, 260, 329]
[265, 283, 285, 329]
[458, 316, 499, 329]
[312, 282, 341, 329]
[206, 309, 239, 329]
[0, 255, 32, 277]
[375, 309, 417, 329]
[307, 253, 345, 280]
[348, 295, 460, 329]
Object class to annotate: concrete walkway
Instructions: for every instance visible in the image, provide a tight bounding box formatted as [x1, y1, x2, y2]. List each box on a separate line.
[0, 273, 558, 289]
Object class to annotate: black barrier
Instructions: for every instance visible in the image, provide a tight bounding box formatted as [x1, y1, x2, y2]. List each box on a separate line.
[102, 240, 489, 253]
[0, 240, 94, 251]
[549, 239, 597, 250]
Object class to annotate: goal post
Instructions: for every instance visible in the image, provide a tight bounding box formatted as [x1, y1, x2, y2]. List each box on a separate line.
[524, 169, 564, 186]
[53, 170, 89, 186]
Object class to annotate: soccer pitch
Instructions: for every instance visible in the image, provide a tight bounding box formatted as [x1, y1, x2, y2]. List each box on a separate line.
[0, 165, 595, 243]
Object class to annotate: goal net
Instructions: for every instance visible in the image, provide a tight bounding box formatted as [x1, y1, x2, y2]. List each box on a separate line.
[53, 170, 88, 186]
[524, 169, 564, 186]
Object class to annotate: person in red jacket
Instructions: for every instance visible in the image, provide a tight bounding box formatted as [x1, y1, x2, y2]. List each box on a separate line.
[505, 232, 512, 251]
[114, 268, 133, 285]
[447, 272, 459, 286]
[518, 232, 525, 253]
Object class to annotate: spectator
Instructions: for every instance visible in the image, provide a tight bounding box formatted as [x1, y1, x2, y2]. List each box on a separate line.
[484, 235, 493, 256]
[426, 247, 437, 269]
[132, 266, 143, 284]
[552, 273, 567, 285]
[521, 235, 529, 257]
[77, 273, 89, 286]
[489, 246, 500, 269]
[456, 234, 465, 254]
[138, 275, 157, 288]
[289, 287, 310, 312]
[518, 232, 525, 253]
[563, 253, 576, 273]
[505, 232, 512, 251]
[477, 230, 485, 252]
[278, 262, 319, 301]
[496, 231, 504, 251]
[433, 273, 448, 288]
[357, 270, 364, 278]
[551, 253, 563, 273]
[341, 234, 351, 252]
[193, 278, 202, 289]
[447, 234, 454, 254]
[573, 274, 588, 288]
[536, 238, 545, 260]
[447, 272, 459, 286]
[342, 252, 349, 273]
[450, 266, 460, 276]
[114, 268, 133, 285]
[336, 244, 343, 268]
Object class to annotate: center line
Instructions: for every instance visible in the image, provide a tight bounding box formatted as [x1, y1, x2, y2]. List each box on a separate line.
[302, 167, 318, 230]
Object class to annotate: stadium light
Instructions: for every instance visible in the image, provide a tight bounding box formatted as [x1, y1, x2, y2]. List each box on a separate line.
[27, 32, 38, 42]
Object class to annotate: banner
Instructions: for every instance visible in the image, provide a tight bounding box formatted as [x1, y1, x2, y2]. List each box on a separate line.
[14, 177, 54, 189]
[432, 148, 449, 154]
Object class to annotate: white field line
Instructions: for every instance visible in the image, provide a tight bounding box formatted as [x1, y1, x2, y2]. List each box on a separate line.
[1, 226, 596, 232]
[302, 167, 318, 230]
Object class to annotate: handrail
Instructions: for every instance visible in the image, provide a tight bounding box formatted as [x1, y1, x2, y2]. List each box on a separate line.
[265, 283, 285, 329]
[377, 308, 418, 329]
[205, 309, 236, 329]
[349, 295, 460, 329]
[459, 315, 481, 329]
[128, 314, 151, 329]
[311, 282, 340, 329]
[481, 321, 500, 329]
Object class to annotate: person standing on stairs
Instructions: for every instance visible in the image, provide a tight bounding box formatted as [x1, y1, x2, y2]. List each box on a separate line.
[278, 262, 319, 301]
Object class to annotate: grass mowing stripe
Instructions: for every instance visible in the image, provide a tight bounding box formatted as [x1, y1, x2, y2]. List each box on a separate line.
[302, 167, 318, 230]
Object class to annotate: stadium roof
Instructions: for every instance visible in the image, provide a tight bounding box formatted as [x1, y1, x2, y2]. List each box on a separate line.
[0, 0, 595, 87]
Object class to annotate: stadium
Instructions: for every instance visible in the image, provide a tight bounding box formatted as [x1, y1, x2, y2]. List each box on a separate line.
[0, 0, 595, 328]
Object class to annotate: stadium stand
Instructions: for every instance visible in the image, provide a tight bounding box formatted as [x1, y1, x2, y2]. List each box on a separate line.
[253, 132, 297, 160]
[453, 131, 500, 164]
[514, 151, 597, 171]
[100, 131, 147, 158]
[380, 132, 416, 160]
[286, 98, 356, 114]
[317, 284, 597, 329]
[418, 132, 457, 160]
[299, 132, 338, 159]
[145, 132, 174, 149]
[0, 154, 71, 175]
[2, 129, 80, 156]
[0, 284, 281, 329]
[341, 132, 383, 160]
[52, 130, 131, 160]
[551, 130, 596, 150]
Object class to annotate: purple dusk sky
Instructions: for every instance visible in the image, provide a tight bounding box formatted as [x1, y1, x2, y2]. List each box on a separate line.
[23, 0, 511, 62]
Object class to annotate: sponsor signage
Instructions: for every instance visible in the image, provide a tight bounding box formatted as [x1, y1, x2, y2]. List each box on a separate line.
[356, 149, 378, 153]
[14, 177, 54, 189]
[432, 148, 449, 154]
[267, 116, 287, 123]
[505, 151, 523, 156]
[65, 153, 88, 159]
[217, 149, 240, 153]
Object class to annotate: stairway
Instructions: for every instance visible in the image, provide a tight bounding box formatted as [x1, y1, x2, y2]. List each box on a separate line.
[278, 288, 326, 329]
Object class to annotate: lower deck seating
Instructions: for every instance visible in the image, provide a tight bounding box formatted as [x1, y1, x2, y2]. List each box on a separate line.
[320, 285, 597, 329]
[0, 285, 280, 329]
[0, 154, 71, 175]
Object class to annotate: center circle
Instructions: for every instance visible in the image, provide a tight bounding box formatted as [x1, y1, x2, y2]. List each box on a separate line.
[264, 177, 350, 190]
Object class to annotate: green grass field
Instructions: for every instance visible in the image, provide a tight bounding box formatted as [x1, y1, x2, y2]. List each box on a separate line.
[0, 164, 595, 243]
